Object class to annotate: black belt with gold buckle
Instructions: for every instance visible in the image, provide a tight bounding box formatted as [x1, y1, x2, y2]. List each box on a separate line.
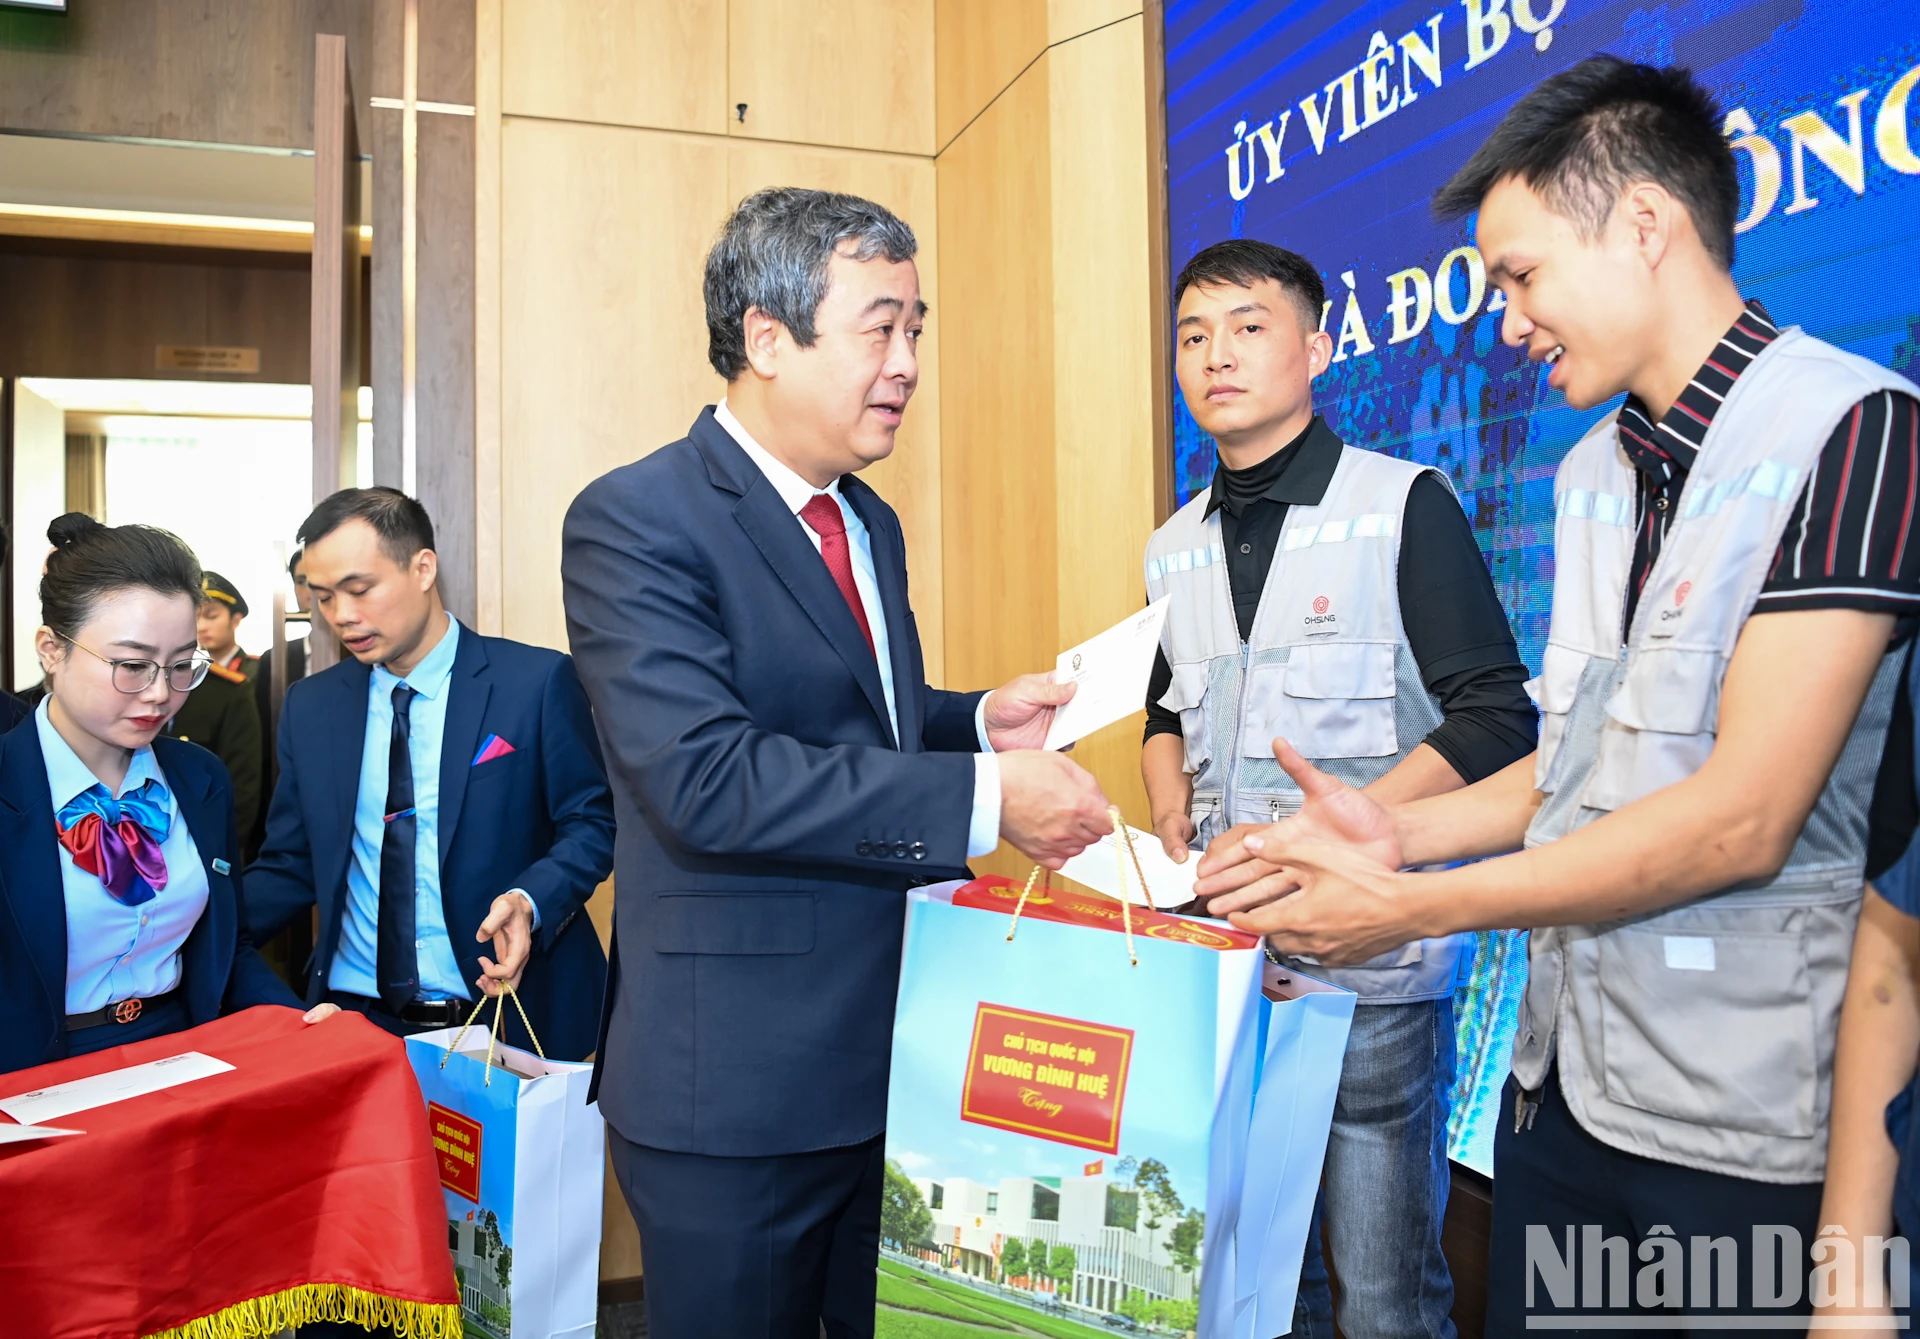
[66, 990, 177, 1031]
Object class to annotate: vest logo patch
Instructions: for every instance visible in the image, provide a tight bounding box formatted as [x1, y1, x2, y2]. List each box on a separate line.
[1305, 594, 1337, 627]
[1312, 595, 1330, 614]
[1660, 580, 1692, 624]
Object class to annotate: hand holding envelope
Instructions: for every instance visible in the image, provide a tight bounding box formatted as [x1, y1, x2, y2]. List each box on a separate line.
[987, 600, 1174, 870]
[1043, 598, 1171, 750]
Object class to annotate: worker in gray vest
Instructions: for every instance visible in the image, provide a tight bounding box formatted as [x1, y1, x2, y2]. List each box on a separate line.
[1142, 239, 1537, 1338]
[1193, 57, 1920, 1331]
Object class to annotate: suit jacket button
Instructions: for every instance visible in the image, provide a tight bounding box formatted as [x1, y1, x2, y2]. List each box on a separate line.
[911, 842, 927, 860]
[893, 841, 909, 859]
[856, 841, 872, 856]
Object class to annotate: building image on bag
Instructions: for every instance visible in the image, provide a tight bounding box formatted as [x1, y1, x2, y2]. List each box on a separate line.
[913, 1167, 1197, 1314]
[447, 1207, 513, 1336]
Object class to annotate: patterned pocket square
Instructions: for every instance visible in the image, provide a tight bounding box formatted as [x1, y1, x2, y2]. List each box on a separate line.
[471, 734, 517, 766]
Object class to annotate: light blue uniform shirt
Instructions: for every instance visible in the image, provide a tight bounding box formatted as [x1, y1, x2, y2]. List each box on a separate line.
[329, 613, 476, 1001]
[38, 698, 211, 1014]
[714, 401, 1001, 856]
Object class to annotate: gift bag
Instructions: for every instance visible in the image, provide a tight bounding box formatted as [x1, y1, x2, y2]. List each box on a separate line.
[404, 991, 605, 1339]
[878, 867, 1354, 1339]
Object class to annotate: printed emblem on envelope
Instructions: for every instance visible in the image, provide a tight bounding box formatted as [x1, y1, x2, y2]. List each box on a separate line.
[428, 1102, 483, 1202]
[960, 1004, 1134, 1153]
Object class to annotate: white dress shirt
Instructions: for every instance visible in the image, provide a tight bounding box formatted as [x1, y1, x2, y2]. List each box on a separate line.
[715, 400, 1000, 857]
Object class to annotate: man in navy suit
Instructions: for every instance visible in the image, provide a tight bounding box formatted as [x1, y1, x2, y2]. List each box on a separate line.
[247, 488, 614, 1062]
[563, 188, 1114, 1339]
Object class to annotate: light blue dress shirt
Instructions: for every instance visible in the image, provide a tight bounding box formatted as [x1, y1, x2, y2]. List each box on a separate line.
[329, 613, 479, 1001]
[714, 401, 1000, 856]
[38, 699, 212, 1014]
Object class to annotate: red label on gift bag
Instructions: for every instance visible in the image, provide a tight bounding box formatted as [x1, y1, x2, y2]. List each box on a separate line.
[427, 1101, 482, 1202]
[960, 1003, 1134, 1153]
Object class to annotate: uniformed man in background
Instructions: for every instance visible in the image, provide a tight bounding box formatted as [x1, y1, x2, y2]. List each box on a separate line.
[167, 646, 263, 847]
[196, 571, 259, 681]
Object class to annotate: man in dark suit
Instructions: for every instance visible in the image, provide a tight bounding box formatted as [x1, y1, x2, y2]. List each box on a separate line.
[562, 188, 1114, 1339]
[247, 488, 615, 1062]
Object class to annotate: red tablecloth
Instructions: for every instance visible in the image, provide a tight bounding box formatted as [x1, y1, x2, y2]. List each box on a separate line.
[0, 1006, 459, 1339]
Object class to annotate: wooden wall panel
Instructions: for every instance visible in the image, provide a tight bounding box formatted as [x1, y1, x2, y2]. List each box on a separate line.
[475, 0, 503, 634]
[499, 118, 728, 651]
[726, 143, 945, 683]
[1049, 0, 1142, 44]
[0, 243, 311, 382]
[729, 0, 935, 156]
[934, 0, 1047, 152]
[367, 0, 478, 622]
[1048, 15, 1154, 828]
[0, 0, 372, 151]
[936, 61, 1055, 698]
[500, 0, 726, 134]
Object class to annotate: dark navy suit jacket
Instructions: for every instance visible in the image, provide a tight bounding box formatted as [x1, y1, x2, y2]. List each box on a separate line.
[244, 624, 616, 1061]
[562, 408, 985, 1157]
[0, 723, 300, 1075]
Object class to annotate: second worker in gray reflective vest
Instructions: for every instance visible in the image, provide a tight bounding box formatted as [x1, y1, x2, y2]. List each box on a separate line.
[1141, 239, 1538, 1339]
[1191, 58, 1920, 1331]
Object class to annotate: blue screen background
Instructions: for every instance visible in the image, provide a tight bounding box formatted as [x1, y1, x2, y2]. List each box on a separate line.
[1163, 0, 1920, 1171]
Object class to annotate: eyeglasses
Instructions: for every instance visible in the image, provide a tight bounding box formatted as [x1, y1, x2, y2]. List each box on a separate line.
[58, 633, 211, 694]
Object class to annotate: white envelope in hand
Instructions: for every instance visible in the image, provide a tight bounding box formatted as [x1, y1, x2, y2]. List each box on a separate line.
[1043, 598, 1171, 751]
[1058, 823, 1200, 908]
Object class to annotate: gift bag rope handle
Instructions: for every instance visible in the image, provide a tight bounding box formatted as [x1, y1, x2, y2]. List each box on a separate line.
[1006, 806, 1158, 967]
[440, 980, 545, 1085]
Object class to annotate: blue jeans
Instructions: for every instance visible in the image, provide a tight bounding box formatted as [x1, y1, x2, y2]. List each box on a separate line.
[1288, 997, 1458, 1339]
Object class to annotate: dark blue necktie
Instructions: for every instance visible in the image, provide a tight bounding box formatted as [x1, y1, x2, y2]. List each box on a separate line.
[376, 682, 419, 1012]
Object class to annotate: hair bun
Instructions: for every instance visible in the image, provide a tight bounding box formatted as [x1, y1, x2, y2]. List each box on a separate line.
[47, 512, 106, 550]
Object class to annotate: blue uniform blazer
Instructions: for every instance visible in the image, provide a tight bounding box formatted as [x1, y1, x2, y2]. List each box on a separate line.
[562, 407, 986, 1157]
[244, 624, 615, 1061]
[0, 723, 300, 1075]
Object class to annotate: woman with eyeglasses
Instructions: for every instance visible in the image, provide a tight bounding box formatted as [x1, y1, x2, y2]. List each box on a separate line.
[0, 513, 339, 1073]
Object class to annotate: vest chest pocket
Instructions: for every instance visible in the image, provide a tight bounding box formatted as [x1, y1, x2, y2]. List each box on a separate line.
[1594, 921, 1816, 1138]
[1243, 642, 1398, 760]
[1588, 647, 1724, 811]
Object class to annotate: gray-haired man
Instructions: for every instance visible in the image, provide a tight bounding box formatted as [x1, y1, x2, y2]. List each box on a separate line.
[561, 189, 1113, 1338]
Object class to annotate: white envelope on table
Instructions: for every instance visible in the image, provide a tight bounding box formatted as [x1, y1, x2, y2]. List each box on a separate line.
[0, 1051, 233, 1126]
[1043, 598, 1170, 751]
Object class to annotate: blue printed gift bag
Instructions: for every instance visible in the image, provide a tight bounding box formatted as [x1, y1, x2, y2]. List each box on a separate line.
[405, 996, 604, 1339]
[877, 875, 1353, 1339]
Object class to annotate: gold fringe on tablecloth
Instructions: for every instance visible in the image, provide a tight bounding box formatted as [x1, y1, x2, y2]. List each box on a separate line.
[143, 1282, 464, 1339]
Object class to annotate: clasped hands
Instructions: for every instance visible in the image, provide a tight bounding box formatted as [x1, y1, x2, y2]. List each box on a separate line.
[1181, 739, 1430, 965]
[300, 890, 535, 1025]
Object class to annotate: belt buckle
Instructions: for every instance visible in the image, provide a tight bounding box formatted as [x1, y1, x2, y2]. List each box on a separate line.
[112, 998, 144, 1025]
[405, 999, 455, 1026]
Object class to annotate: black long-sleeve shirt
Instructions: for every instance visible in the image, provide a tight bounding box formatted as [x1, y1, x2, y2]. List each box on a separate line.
[1144, 416, 1537, 784]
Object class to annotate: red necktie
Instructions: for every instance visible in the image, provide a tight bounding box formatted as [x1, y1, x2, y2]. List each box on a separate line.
[799, 493, 876, 657]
